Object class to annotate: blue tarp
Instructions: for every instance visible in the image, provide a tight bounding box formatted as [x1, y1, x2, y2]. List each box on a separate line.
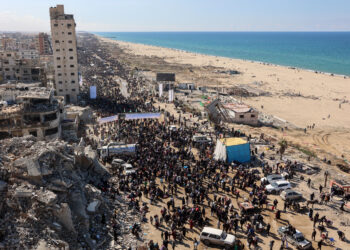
[226, 142, 251, 163]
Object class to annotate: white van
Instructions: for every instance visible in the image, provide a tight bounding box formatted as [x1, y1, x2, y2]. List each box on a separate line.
[112, 158, 125, 169]
[192, 135, 211, 144]
[200, 227, 235, 247]
[122, 163, 136, 175]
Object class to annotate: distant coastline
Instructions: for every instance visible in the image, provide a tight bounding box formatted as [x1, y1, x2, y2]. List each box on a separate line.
[94, 32, 350, 76]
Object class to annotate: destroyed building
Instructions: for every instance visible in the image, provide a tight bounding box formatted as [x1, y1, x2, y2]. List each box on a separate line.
[0, 136, 118, 249]
[228, 84, 269, 97]
[0, 84, 64, 139]
[0, 51, 43, 84]
[206, 99, 259, 126]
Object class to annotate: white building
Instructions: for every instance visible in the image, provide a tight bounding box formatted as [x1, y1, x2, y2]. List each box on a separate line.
[50, 5, 79, 104]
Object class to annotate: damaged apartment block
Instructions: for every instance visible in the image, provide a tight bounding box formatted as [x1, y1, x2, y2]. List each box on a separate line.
[0, 83, 65, 139]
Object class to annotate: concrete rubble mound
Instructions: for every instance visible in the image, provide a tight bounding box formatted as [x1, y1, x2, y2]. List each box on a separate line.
[0, 135, 138, 249]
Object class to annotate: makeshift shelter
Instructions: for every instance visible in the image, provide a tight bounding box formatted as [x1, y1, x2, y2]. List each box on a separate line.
[214, 137, 251, 163]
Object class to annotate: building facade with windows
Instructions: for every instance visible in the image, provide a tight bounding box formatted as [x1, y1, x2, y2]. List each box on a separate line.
[37, 33, 52, 55]
[0, 51, 42, 84]
[50, 4, 79, 103]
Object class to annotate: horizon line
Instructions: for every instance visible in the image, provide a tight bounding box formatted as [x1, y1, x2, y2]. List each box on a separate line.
[1, 30, 350, 33]
[91, 30, 350, 33]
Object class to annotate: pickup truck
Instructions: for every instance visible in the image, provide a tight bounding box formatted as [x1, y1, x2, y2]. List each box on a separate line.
[277, 226, 312, 249]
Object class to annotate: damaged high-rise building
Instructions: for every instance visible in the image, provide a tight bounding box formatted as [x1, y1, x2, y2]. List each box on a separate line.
[50, 5, 79, 104]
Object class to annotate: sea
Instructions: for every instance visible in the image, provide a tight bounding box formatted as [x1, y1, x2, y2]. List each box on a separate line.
[95, 32, 350, 76]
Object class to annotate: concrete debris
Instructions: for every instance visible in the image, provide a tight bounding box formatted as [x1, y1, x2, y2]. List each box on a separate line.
[52, 222, 62, 231]
[0, 135, 118, 249]
[87, 200, 101, 213]
[14, 184, 34, 198]
[36, 189, 57, 205]
[0, 180, 7, 191]
[25, 159, 43, 177]
[53, 203, 76, 233]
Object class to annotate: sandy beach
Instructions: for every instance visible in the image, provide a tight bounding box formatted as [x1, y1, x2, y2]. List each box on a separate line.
[99, 37, 350, 129]
[97, 36, 350, 163]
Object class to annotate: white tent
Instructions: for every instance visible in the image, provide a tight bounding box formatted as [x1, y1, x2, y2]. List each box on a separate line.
[213, 139, 226, 161]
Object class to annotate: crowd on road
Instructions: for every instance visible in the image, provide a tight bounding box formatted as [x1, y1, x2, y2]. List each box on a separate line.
[77, 34, 348, 250]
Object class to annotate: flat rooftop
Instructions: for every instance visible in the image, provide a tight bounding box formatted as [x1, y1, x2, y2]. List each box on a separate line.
[16, 87, 53, 100]
[223, 103, 253, 113]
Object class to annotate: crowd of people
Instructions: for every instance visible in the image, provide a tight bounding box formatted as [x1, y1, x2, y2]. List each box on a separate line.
[77, 34, 347, 250]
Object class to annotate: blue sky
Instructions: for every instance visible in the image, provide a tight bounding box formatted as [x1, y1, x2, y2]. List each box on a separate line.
[0, 0, 349, 32]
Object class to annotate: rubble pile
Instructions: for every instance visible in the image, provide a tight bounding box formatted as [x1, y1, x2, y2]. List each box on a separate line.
[0, 136, 120, 249]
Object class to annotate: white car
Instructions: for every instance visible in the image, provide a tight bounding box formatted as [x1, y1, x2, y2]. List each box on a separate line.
[123, 163, 136, 175]
[266, 180, 291, 194]
[280, 190, 303, 201]
[200, 227, 235, 247]
[112, 158, 125, 168]
[192, 135, 211, 144]
[261, 174, 285, 184]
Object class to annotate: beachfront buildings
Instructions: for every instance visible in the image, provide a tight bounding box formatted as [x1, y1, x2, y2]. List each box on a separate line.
[206, 99, 259, 126]
[50, 4, 79, 103]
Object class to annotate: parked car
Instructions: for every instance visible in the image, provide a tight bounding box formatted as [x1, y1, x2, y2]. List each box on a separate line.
[278, 226, 312, 249]
[112, 158, 125, 168]
[280, 190, 303, 201]
[192, 135, 212, 144]
[200, 227, 235, 247]
[261, 174, 285, 184]
[123, 163, 136, 175]
[266, 180, 291, 193]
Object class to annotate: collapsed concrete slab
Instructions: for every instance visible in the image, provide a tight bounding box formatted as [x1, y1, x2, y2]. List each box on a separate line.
[74, 145, 110, 177]
[87, 200, 101, 213]
[69, 190, 89, 229]
[26, 159, 42, 177]
[14, 185, 34, 198]
[53, 203, 76, 233]
[36, 189, 57, 205]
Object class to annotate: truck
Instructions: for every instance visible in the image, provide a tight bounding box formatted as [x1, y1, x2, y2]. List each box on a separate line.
[98, 143, 137, 161]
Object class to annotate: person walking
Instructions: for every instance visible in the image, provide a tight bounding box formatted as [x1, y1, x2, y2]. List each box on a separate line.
[269, 240, 274, 250]
[312, 229, 316, 241]
[193, 238, 199, 250]
[317, 239, 323, 250]
[282, 235, 286, 248]
[319, 185, 323, 193]
[266, 223, 271, 236]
